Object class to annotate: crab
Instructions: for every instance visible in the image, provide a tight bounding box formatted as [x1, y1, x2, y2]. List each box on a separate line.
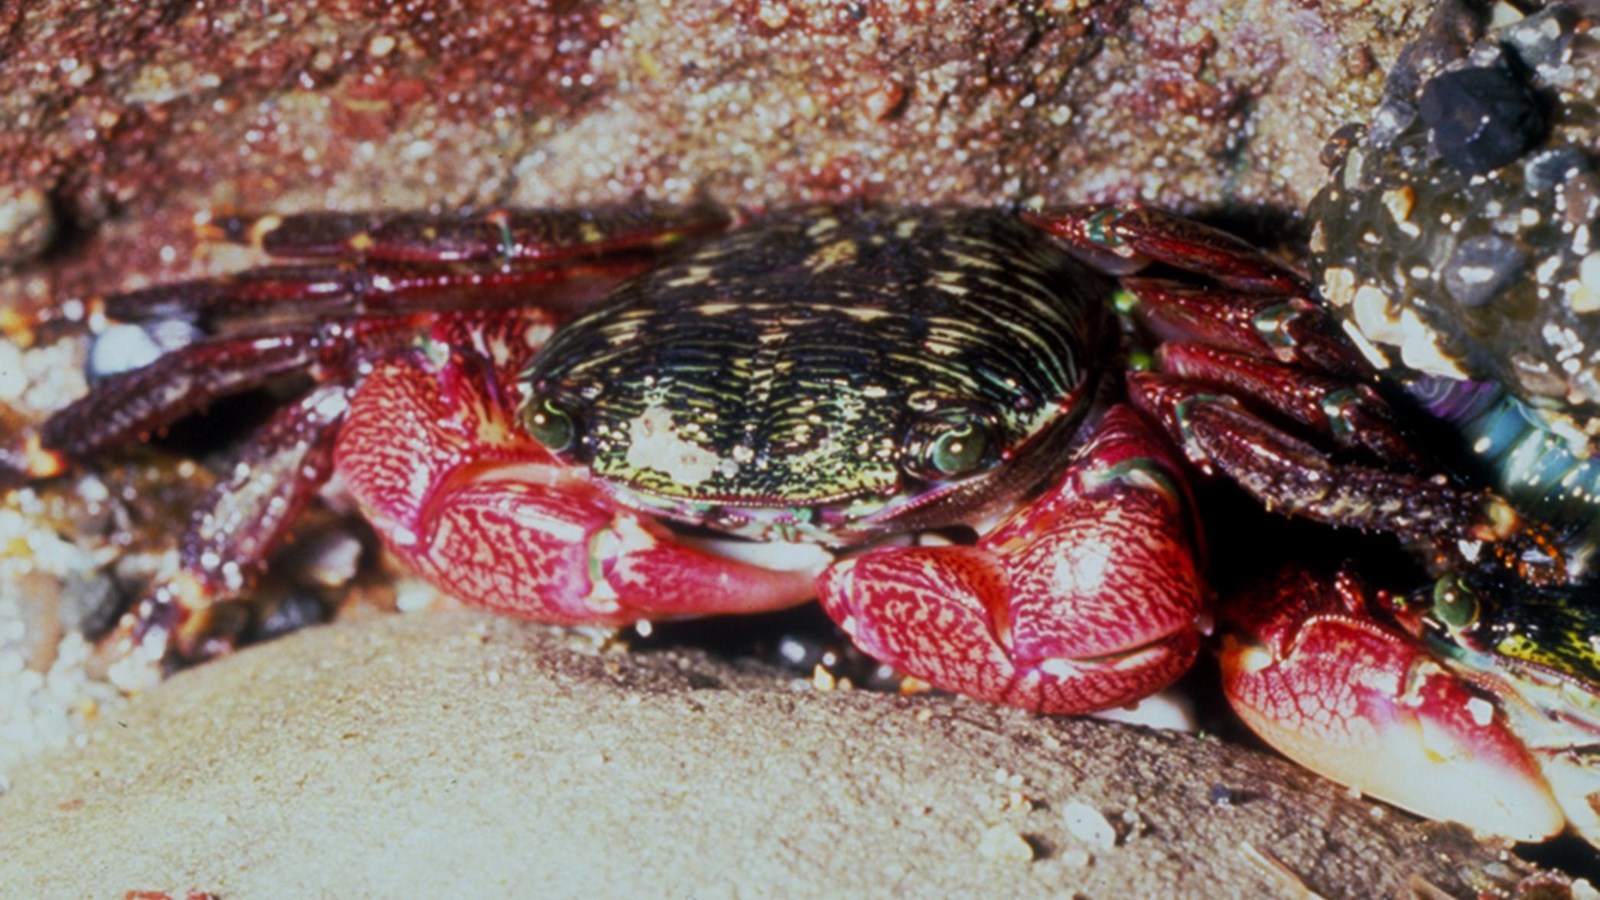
[4, 196, 1582, 846]
[1220, 0, 1600, 849]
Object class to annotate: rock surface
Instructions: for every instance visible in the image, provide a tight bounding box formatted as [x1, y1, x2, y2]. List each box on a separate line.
[1, 0, 1423, 316]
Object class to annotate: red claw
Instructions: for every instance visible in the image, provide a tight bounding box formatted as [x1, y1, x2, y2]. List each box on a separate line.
[1219, 566, 1565, 842]
[340, 353, 816, 626]
[816, 406, 1206, 714]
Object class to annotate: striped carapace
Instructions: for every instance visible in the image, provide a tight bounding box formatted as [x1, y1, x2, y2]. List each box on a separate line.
[521, 207, 1110, 543]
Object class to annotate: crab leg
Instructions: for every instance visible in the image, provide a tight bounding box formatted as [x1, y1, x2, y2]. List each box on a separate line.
[106, 257, 672, 327]
[1037, 205, 1419, 463]
[1036, 206, 1369, 377]
[1027, 204, 1306, 294]
[1128, 374, 1541, 563]
[105, 258, 639, 327]
[1122, 280, 1370, 381]
[1037, 202, 1562, 577]
[1147, 343, 1423, 466]
[815, 405, 1206, 714]
[38, 330, 324, 461]
[223, 203, 730, 263]
[139, 383, 352, 654]
[105, 204, 730, 325]
[1220, 566, 1568, 842]
[54, 205, 733, 460]
[35, 309, 443, 466]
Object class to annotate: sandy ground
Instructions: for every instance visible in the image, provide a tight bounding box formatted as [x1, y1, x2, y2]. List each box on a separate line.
[0, 611, 1552, 898]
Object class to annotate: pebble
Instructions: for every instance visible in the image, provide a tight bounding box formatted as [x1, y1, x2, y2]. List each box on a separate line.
[1062, 799, 1118, 849]
[977, 823, 1034, 863]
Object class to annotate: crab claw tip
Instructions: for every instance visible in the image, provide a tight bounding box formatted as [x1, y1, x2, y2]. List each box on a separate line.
[1220, 568, 1567, 843]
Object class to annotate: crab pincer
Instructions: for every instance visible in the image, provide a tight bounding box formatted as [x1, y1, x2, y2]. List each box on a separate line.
[1220, 565, 1600, 845]
[818, 404, 1206, 713]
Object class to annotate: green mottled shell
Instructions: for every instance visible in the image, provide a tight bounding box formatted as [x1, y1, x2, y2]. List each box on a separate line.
[522, 206, 1114, 542]
[1424, 575, 1600, 727]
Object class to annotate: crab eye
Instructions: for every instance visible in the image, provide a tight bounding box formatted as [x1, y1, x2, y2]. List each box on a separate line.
[1431, 576, 1480, 630]
[523, 395, 580, 454]
[930, 422, 989, 475]
[903, 408, 998, 481]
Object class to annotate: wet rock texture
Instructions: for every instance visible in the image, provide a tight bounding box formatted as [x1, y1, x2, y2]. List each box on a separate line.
[2, 0, 1416, 312]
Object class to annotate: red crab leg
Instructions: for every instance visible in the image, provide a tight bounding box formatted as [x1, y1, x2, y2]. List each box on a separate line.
[1129, 375, 1515, 542]
[39, 330, 323, 460]
[224, 202, 730, 263]
[35, 309, 441, 464]
[139, 383, 352, 654]
[1126, 372, 1555, 576]
[1026, 204, 1306, 294]
[1149, 342, 1423, 466]
[1122, 279, 1369, 380]
[1034, 202, 1560, 578]
[102, 261, 624, 323]
[815, 405, 1206, 714]
[1116, 274, 1421, 465]
[56, 205, 730, 462]
[1220, 566, 1564, 841]
[105, 203, 731, 324]
[1033, 206, 1369, 381]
